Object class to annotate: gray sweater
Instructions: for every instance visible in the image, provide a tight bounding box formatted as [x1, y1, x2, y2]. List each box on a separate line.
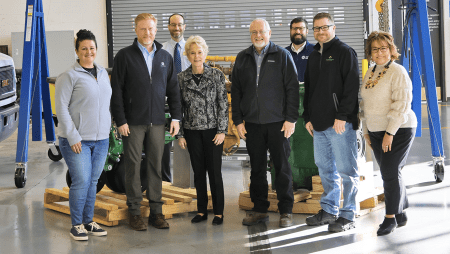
[55, 61, 112, 145]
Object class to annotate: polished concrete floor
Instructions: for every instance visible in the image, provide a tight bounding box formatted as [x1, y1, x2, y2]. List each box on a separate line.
[1, 103, 450, 254]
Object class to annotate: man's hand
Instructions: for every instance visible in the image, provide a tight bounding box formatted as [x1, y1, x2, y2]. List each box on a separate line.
[281, 121, 296, 138]
[237, 123, 247, 139]
[333, 119, 346, 134]
[305, 122, 314, 137]
[170, 121, 180, 137]
[118, 123, 130, 136]
[71, 142, 82, 154]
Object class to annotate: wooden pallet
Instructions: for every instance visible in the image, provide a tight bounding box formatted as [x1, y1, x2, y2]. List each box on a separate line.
[44, 182, 210, 226]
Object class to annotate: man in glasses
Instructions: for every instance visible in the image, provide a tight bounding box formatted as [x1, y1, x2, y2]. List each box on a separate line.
[161, 13, 190, 183]
[286, 17, 314, 82]
[303, 12, 360, 232]
[231, 18, 299, 228]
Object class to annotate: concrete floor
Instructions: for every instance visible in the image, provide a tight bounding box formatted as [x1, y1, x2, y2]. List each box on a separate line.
[1, 103, 450, 254]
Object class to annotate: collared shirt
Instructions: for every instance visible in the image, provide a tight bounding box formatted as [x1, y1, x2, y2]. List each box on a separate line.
[137, 41, 156, 77]
[253, 43, 270, 87]
[291, 42, 306, 54]
[162, 38, 191, 71]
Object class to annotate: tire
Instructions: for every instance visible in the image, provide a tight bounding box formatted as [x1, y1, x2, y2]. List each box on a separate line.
[14, 167, 26, 188]
[434, 163, 444, 183]
[104, 154, 148, 193]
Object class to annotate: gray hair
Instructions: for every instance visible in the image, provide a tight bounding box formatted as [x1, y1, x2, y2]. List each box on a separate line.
[250, 18, 271, 31]
[184, 35, 209, 56]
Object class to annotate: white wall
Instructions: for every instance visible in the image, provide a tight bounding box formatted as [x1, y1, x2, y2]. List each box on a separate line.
[0, 0, 108, 68]
[445, 0, 450, 99]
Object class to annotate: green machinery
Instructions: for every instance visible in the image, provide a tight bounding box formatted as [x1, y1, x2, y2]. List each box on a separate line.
[270, 82, 318, 190]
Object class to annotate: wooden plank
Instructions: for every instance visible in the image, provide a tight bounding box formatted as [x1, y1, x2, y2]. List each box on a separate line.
[312, 175, 321, 184]
[357, 200, 385, 217]
[312, 183, 324, 192]
[238, 195, 278, 212]
[99, 188, 175, 205]
[107, 206, 149, 221]
[292, 202, 321, 214]
[161, 191, 193, 203]
[310, 194, 322, 200]
[95, 195, 128, 208]
[162, 200, 199, 214]
[360, 196, 378, 209]
[44, 192, 67, 204]
[162, 184, 212, 200]
[239, 190, 311, 203]
[306, 199, 320, 204]
[46, 188, 69, 199]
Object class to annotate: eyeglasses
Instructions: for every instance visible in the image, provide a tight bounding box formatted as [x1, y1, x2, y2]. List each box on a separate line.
[291, 27, 306, 32]
[169, 23, 184, 27]
[250, 30, 268, 36]
[372, 46, 389, 53]
[312, 25, 334, 32]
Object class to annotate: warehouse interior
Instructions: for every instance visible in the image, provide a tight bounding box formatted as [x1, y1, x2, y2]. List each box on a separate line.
[1, 0, 450, 253]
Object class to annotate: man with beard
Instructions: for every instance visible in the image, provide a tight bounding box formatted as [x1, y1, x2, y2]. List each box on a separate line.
[161, 13, 190, 182]
[231, 18, 299, 228]
[286, 17, 314, 82]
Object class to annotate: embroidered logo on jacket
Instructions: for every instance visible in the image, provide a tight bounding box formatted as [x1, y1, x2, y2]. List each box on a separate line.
[161, 62, 166, 67]
[267, 60, 275, 63]
[326, 56, 334, 61]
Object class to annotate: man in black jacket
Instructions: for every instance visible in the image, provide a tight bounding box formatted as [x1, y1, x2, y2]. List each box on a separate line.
[110, 13, 181, 231]
[303, 12, 359, 232]
[231, 18, 299, 228]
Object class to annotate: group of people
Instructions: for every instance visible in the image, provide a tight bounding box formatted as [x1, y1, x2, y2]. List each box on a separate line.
[54, 10, 417, 241]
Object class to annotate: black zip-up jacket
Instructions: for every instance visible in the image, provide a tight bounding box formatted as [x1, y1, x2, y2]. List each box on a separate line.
[231, 42, 299, 125]
[303, 36, 360, 131]
[110, 39, 181, 126]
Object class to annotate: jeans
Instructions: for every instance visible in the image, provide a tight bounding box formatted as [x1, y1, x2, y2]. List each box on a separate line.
[59, 137, 109, 226]
[313, 122, 359, 221]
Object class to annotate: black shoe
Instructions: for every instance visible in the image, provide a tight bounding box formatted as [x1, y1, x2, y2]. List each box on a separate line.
[377, 217, 397, 236]
[70, 224, 88, 241]
[306, 209, 337, 226]
[191, 214, 208, 223]
[395, 212, 407, 227]
[328, 217, 356, 232]
[84, 221, 107, 236]
[149, 213, 170, 229]
[212, 216, 223, 225]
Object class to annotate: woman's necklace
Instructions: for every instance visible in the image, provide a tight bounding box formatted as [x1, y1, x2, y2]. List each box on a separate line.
[193, 73, 203, 78]
[365, 60, 392, 89]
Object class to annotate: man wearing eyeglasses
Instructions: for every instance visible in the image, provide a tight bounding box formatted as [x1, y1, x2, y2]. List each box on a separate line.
[231, 18, 299, 228]
[161, 13, 190, 183]
[286, 17, 314, 82]
[302, 12, 360, 233]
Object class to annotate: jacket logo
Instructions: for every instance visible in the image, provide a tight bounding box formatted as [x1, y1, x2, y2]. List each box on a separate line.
[267, 60, 275, 63]
[302, 56, 308, 60]
[326, 56, 334, 61]
[161, 62, 166, 67]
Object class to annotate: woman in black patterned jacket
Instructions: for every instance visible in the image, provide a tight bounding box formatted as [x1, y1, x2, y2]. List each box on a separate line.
[177, 35, 228, 225]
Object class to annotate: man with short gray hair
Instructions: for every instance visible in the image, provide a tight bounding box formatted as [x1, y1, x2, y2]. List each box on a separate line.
[231, 18, 299, 228]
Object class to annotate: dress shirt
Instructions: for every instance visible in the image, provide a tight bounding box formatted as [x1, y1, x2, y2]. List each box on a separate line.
[291, 42, 306, 54]
[162, 38, 190, 71]
[137, 41, 156, 77]
[253, 44, 270, 87]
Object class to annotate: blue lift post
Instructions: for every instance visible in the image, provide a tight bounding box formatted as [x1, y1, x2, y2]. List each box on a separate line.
[15, 0, 56, 188]
[400, 0, 445, 182]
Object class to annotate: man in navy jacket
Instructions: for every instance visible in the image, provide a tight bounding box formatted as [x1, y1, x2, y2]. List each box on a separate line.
[231, 18, 299, 228]
[111, 13, 181, 231]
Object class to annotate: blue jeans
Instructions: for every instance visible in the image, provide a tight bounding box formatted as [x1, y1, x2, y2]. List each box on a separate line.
[313, 123, 359, 221]
[59, 137, 109, 226]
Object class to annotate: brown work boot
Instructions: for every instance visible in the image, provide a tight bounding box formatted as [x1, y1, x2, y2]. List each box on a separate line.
[148, 213, 169, 229]
[129, 214, 147, 231]
[279, 213, 294, 228]
[242, 210, 269, 226]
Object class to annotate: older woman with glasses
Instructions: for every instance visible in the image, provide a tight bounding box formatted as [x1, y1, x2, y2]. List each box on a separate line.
[177, 35, 228, 225]
[360, 31, 417, 236]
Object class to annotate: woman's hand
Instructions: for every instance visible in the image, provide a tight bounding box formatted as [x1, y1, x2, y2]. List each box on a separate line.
[71, 142, 82, 154]
[382, 133, 394, 153]
[178, 138, 187, 149]
[212, 133, 225, 146]
[364, 134, 372, 150]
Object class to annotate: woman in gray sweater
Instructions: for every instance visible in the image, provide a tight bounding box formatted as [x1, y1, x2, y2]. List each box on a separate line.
[177, 36, 228, 225]
[360, 31, 417, 236]
[55, 30, 111, 241]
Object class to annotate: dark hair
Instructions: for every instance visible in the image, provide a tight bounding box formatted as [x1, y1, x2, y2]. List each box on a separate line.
[365, 31, 400, 61]
[169, 13, 185, 24]
[290, 17, 308, 30]
[313, 12, 334, 26]
[75, 29, 97, 50]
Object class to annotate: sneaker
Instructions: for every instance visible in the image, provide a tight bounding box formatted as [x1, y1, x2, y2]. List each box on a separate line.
[148, 213, 169, 229]
[84, 221, 107, 236]
[328, 217, 356, 232]
[279, 213, 294, 228]
[129, 214, 147, 231]
[306, 209, 337, 226]
[70, 224, 88, 241]
[242, 211, 269, 226]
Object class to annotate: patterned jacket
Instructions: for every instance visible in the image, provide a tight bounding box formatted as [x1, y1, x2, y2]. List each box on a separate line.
[177, 64, 228, 136]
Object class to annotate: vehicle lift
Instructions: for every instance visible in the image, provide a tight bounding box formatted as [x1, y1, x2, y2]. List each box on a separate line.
[14, 0, 58, 188]
[400, 0, 445, 182]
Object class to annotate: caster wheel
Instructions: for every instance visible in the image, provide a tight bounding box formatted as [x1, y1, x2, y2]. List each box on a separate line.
[66, 170, 106, 193]
[48, 145, 63, 161]
[434, 163, 444, 183]
[14, 167, 26, 188]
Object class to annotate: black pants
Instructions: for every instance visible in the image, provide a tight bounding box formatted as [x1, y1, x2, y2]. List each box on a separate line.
[369, 128, 416, 215]
[184, 128, 224, 215]
[161, 142, 173, 182]
[245, 121, 294, 214]
[123, 124, 165, 215]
